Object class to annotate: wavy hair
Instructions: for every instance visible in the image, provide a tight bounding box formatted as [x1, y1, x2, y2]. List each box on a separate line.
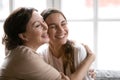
[2, 7, 37, 50]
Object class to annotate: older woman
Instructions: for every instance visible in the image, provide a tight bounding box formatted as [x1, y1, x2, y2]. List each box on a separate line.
[0, 7, 68, 80]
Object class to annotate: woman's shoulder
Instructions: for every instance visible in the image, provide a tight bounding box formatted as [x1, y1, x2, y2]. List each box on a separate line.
[70, 40, 85, 50]
[15, 45, 36, 54]
[10, 45, 40, 60]
[70, 40, 87, 58]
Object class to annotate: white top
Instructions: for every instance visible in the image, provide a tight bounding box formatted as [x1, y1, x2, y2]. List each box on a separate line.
[39, 43, 93, 80]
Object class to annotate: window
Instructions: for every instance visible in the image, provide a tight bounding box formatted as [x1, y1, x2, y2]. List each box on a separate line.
[0, 22, 5, 66]
[98, 0, 120, 70]
[14, 0, 46, 13]
[98, 22, 120, 70]
[0, 0, 9, 20]
[0, 0, 9, 66]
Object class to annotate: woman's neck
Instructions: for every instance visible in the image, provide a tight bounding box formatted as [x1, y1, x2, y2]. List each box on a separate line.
[49, 43, 64, 58]
[24, 43, 39, 51]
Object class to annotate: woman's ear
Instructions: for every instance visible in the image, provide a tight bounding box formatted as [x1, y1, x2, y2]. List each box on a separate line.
[18, 33, 28, 41]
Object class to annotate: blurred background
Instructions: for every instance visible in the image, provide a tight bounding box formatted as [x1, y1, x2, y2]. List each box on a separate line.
[0, 0, 120, 71]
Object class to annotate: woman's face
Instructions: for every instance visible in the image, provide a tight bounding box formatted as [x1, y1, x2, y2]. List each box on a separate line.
[45, 13, 68, 45]
[21, 11, 49, 48]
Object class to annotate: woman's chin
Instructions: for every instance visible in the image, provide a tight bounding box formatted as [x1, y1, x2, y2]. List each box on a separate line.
[41, 39, 49, 44]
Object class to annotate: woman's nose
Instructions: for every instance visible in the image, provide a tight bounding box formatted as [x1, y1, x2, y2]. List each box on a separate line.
[42, 22, 48, 30]
[57, 25, 64, 32]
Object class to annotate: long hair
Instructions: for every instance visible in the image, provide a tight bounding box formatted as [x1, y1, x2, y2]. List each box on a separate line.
[41, 8, 75, 74]
[62, 40, 75, 74]
[2, 7, 38, 50]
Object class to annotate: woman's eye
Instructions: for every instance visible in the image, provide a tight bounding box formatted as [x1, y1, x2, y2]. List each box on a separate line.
[62, 23, 66, 26]
[62, 22, 67, 26]
[34, 22, 41, 27]
[36, 25, 40, 27]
